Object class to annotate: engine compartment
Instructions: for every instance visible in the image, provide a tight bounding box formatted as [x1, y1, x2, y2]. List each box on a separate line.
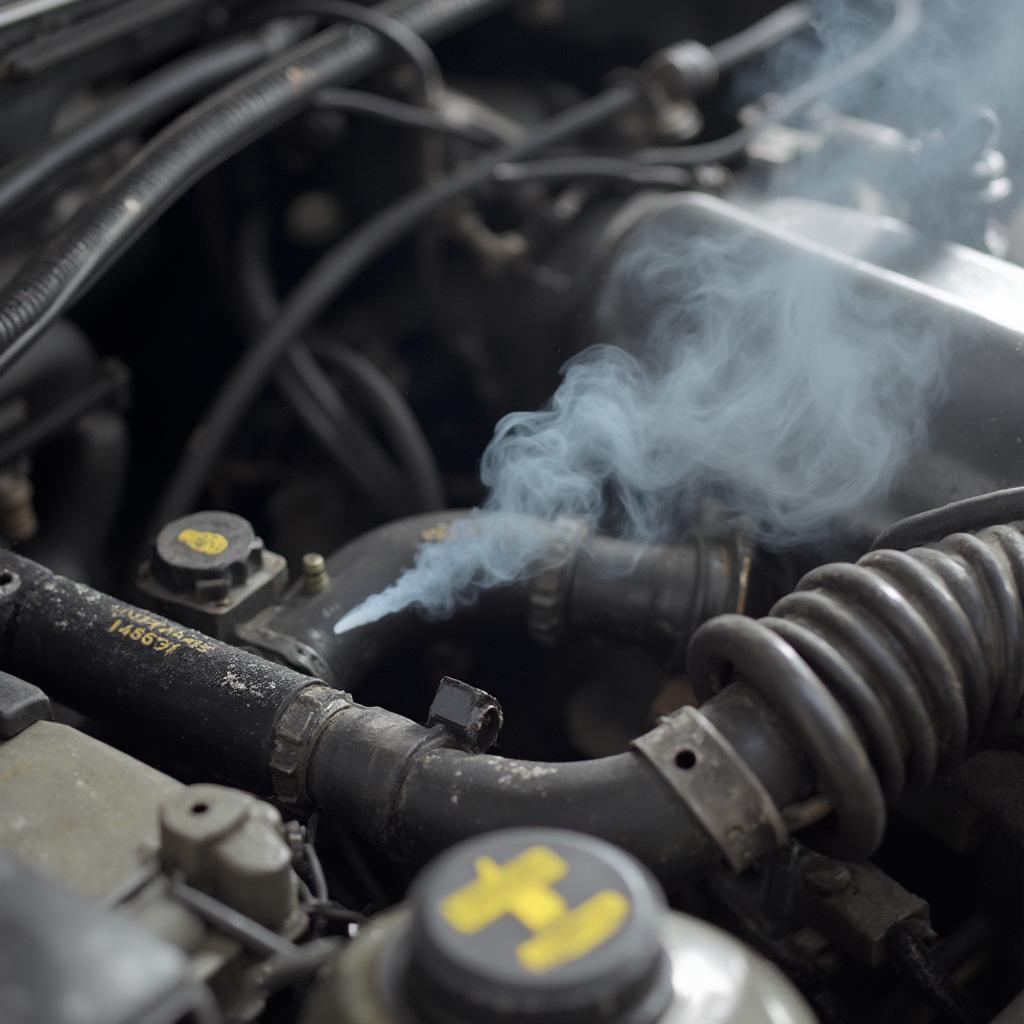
[0, 2, 1023, 1022]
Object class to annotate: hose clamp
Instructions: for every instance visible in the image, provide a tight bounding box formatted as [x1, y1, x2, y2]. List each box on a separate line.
[632, 707, 788, 871]
[270, 684, 353, 808]
[528, 517, 592, 646]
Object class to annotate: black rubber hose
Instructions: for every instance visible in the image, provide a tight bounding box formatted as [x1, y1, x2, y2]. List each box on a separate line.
[149, 83, 640, 529]
[256, 510, 748, 689]
[688, 506, 1024, 860]
[248, 510, 529, 685]
[0, 22, 301, 223]
[873, 486, 1024, 552]
[306, 701, 720, 881]
[256, 0, 444, 106]
[0, 0, 517, 374]
[0, 545, 741, 882]
[0, 548, 313, 790]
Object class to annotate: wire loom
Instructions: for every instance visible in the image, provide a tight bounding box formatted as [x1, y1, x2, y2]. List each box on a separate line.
[688, 512, 1024, 860]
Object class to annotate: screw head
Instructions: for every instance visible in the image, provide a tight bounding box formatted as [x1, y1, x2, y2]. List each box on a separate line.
[801, 854, 852, 897]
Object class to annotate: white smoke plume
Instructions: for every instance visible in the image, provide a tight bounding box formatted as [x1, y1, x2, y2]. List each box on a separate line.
[335, 0, 1023, 636]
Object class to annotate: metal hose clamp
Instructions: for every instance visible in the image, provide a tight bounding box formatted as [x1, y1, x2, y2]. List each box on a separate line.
[632, 706, 788, 871]
[270, 684, 353, 808]
[527, 516, 592, 646]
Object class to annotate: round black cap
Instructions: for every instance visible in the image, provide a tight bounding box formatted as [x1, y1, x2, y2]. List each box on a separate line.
[405, 828, 671, 1024]
[150, 511, 263, 600]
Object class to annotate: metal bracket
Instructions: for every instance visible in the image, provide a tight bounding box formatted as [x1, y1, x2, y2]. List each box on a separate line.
[632, 707, 788, 872]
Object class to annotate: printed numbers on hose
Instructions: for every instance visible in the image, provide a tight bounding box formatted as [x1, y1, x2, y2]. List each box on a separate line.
[107, 618, 181, 656]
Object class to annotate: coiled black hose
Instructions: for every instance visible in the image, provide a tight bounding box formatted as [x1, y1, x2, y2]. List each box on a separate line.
[688, 507, 1024, 860]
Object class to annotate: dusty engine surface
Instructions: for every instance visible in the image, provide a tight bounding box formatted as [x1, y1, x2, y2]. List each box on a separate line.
[0, 1, 1023, 1022]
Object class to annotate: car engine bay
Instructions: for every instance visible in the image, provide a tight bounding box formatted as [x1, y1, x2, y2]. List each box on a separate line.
[0, 1, 1023, 1022]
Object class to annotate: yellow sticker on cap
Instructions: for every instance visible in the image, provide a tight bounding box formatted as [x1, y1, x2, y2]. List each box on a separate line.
[177, 528, 229, 556]
[439, 845, 631, 974]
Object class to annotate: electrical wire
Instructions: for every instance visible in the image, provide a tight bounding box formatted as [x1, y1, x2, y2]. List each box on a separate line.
[253, 938, 343, 994]
[0, 22, 303, 223]
[493, 155, 691, 188]
[888, 926, 986, 1024]
[303, 841, 330, 903]
[0, 359, 128, 466]
[636, 0, 922, 166]
[168, 878, 298, 958]
[234, 209, 437, 516]
[303, 899, 366, 927]
[313, 86, 500, 145]
[150, 82, 640, 527]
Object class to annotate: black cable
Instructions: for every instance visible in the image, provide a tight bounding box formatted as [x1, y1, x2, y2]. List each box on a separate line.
[303, 841, 330, 903]
[0, 0, 516, 376]
[0, 22, 302, 224]
[303, 899, 366, 927]
[314, 86, 499, 145]
[888, 926, 986, 1024]
[0, 360, 128, 466]
[168, 878, 298, 958]
[151, 82, 640, 526]
[273, 356, 410, 517]
[316, 344, 446, 510]
[637, 0, 922, 166]
[254, 938, 343, 994]
[708, 1, 812, 74]
[234, 210, 425, 517]
[493, 155, 690, 188]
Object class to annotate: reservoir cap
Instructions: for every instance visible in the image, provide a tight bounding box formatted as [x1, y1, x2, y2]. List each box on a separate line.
[405, 828, 672, 1024]
[151, 511, 264, 601]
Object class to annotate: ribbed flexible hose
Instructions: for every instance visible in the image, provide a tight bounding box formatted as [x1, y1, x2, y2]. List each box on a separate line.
[688, 515, 1024, 859]
[0, 0, 513, 373]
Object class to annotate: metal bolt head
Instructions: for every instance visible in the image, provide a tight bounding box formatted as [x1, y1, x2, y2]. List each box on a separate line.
[302, 552, 329, 595]
[801, 854, 852, 897]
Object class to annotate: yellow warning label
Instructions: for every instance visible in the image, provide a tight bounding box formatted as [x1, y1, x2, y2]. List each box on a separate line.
[439, 845, 630, 974]
[177, 528, 229, 556]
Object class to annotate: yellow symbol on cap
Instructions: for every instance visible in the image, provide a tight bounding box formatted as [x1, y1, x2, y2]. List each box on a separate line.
[439, 845, 630, 974]
[177, 528, 229, 556]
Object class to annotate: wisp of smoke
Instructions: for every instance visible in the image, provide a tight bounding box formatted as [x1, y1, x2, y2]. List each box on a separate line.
[335, 0, 1023, 636]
